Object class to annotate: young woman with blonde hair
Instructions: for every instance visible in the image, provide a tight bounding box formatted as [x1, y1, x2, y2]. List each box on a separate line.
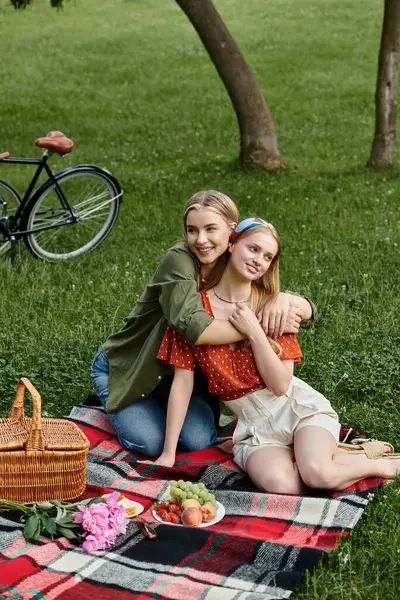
[91, 194, 314, 458]
[155, 218, 400, 491]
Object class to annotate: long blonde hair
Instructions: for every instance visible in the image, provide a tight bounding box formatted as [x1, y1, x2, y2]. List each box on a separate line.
[183, 190, 239, 289]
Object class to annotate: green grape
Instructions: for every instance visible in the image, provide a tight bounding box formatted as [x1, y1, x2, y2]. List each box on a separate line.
[168, 479, 219, 506]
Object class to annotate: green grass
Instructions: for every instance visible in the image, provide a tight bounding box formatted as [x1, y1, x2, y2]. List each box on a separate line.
[0, 0, 399, 596]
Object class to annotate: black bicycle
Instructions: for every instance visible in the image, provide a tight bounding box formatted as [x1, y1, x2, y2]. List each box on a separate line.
[0, 131, 123, 262]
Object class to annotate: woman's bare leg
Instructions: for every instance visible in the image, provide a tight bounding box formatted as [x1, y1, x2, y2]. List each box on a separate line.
[245, 446, 306, 494]
[294, 426, 400, 491]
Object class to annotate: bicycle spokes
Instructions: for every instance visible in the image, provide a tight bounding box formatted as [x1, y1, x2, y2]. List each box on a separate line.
[25, 170, 120, 261]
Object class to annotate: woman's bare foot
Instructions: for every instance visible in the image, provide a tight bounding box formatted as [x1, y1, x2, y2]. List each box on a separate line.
[382, 457, 400, 479]
[332, 452, 400, 480]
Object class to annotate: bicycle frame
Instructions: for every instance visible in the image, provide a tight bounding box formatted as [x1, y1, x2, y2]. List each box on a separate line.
[0, 152, 77, 238]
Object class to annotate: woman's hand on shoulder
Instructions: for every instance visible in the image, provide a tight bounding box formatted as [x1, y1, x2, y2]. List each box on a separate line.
[229, 302, 263, 340]
[258, 292, 301, 339]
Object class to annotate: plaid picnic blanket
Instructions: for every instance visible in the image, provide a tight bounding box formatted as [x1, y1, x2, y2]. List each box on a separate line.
[0, 404, 383, 600]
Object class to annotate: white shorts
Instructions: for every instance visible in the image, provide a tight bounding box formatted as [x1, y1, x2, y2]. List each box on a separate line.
[228, 376, 341, 471]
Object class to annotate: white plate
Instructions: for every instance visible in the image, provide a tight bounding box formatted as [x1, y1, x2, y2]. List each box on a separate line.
[152, 500, 225, 528]
[102, 493, 144, 518]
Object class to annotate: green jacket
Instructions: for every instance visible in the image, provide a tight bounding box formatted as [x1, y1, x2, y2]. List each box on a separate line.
[103, 242, 212, 413]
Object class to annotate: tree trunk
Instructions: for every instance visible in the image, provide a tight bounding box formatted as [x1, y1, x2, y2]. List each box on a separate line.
[367, 0, 400, 169]
[175, 0, 282, 168]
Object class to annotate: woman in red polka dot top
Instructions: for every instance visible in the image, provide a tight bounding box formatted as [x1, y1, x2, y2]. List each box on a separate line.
[153, 218, 400, 492]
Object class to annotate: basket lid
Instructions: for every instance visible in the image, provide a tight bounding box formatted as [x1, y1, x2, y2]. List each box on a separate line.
[0, 418, 30, 450]
[0, 417, 89, 451]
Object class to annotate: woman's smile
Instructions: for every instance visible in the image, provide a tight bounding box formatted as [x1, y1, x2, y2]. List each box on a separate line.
[245, 262, 260, 274]
[197, 245, 215, 256]
[229, 230, 278, 281]
[185, 207, 235, 267]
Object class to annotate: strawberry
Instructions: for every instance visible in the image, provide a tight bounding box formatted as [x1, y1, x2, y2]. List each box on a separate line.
[168, 503, 180, 514]
[169, 513, 181, 525]
[161, 512, 172, 522]
[156, 501, 169, 511]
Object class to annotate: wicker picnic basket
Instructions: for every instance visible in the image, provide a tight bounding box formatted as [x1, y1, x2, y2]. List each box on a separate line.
[0, 377, 89, 502]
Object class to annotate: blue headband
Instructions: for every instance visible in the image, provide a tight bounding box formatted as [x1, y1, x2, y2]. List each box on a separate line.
[230, 217, 270, 243]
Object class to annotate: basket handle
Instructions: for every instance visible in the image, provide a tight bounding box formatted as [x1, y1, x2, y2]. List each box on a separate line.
[9, 377, 45, 452]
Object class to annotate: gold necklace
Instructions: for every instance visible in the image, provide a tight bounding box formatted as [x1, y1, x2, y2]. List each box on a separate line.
[213, 287, 251, 304]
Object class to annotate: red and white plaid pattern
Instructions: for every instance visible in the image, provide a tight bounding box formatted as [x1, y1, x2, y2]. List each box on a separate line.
[0, 405, 383, 600]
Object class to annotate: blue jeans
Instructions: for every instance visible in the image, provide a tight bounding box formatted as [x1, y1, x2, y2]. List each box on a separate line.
[90, 347, 217, 457]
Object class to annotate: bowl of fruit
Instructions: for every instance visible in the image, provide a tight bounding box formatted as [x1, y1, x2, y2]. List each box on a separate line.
[152, 480, 225, 527]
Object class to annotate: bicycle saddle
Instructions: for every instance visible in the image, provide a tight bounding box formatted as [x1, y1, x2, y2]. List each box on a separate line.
[35, 131, 74, 155]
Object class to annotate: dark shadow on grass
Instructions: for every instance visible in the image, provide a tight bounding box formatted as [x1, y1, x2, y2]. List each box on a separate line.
[182, 155, 400, 183]
[182, 156, 298, 180]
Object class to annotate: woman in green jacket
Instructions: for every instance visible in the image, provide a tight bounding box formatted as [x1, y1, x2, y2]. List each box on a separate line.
[91, 190, 314, 456]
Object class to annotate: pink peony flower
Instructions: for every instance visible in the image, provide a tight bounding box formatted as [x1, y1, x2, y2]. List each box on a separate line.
[74, 503, 109, 536]
[74, 493, 129, 552]
[106, 491, 121, 506]
[82, 534, 111, 552]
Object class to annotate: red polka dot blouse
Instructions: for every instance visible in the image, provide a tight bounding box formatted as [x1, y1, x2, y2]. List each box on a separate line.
[157, 291, 303, 402]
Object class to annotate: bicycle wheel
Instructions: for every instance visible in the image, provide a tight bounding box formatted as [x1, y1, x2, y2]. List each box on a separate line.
[0, 178, 21, 255]
[23, 167, 122, 261]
